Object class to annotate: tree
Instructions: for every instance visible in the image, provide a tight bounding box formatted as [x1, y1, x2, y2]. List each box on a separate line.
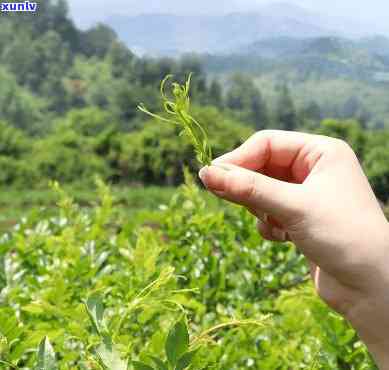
[341, 96, 361, 119]
[275, 84, 298, 131]
[179, 55, 203, 79]
[81, 24, 117, 58]
[302, 100, 322, 122]
[300, 100, 322, 130]
[250, 89, 269, 131]
[0, 68, 47, 133]
[107, 41, 134, 79]
[226, 74, 269, 129]
[111, 84, 139, 123]
[66, 57, 115, 109]
[58, 107, 116, 137]
[0, 121, 30, 157]
[208, 79, 224, 109]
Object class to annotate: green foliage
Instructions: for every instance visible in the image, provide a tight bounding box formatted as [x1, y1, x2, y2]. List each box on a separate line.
[32, 130, 111, 185]
[0, 68, 47, 133]
[0, 176, 377, 368]
[81, 24, 118, 58]
[0, 121, 29, 157]
[165, 319, 189, 366]
[226, 74, 269, 129]
[274, 84, 299, 131]
[59, 107, 117, 137]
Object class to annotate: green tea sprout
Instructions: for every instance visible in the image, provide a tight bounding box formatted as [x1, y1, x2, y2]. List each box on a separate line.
[138, 74, 213, 166]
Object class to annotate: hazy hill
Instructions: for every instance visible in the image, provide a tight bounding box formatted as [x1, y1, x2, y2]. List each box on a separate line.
[107, 13, 328, 56]
[204, 36, 389, 82]
[105, 2, 376, 55]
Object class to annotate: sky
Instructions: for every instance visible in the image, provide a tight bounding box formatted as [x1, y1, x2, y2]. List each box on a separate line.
[67, 0, 389, 34]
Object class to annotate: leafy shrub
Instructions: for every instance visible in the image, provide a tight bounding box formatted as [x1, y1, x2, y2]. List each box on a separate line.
[32, 130, 111, 185]
[0, 175, 377, 369]
[0, 156, 36, 186]
[0, 121, 30, 158]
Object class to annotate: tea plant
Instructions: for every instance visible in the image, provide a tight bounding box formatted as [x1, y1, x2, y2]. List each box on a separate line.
[138, 75, 213, 166]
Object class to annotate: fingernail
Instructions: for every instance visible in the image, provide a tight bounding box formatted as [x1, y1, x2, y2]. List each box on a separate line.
[198, 166, 209, 182]
[272, 228, 286, 242]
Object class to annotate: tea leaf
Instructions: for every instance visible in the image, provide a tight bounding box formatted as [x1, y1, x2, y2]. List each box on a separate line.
[165, 318, 189, 366]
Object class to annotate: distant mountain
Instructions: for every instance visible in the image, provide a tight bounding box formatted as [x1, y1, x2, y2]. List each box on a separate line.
[240, 36, 389, 62]
[105, 2, 372, 56]
[206, 36, 389, 82]
[107, 13, 326, 56]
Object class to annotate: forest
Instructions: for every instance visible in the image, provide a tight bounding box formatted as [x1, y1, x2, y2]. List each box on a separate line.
[0, 0, 388, 368]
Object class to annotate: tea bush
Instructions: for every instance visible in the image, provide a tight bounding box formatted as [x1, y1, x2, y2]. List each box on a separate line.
[0, 175, 377, 369]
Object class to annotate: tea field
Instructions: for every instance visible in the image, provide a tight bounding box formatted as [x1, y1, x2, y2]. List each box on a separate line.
[0, 175, 377, 369]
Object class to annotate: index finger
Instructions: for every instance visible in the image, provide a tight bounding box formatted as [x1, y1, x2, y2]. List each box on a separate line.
[213, 130, 322, 182]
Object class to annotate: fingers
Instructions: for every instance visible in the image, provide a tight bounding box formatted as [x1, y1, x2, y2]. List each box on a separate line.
[199, 163, 304, 221]
[214, 130, 314, 168]
[213, 130, 324, 183]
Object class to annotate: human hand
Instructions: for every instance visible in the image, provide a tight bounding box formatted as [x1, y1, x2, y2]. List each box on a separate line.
[199, 130, 389, 368]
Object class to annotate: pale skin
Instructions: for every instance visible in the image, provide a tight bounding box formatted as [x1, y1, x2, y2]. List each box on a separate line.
[198, 130, 389, 369]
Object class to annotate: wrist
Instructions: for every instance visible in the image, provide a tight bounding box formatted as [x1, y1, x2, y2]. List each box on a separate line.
[347, 221, 389, 369]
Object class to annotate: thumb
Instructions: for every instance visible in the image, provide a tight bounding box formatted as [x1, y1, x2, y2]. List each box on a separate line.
[199, 164, 304, 222]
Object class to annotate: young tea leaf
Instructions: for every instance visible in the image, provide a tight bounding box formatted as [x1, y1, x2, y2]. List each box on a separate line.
[165, 319, 189, 367]
[138, 74, 213, 166]
[37, 336, 56, 370]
